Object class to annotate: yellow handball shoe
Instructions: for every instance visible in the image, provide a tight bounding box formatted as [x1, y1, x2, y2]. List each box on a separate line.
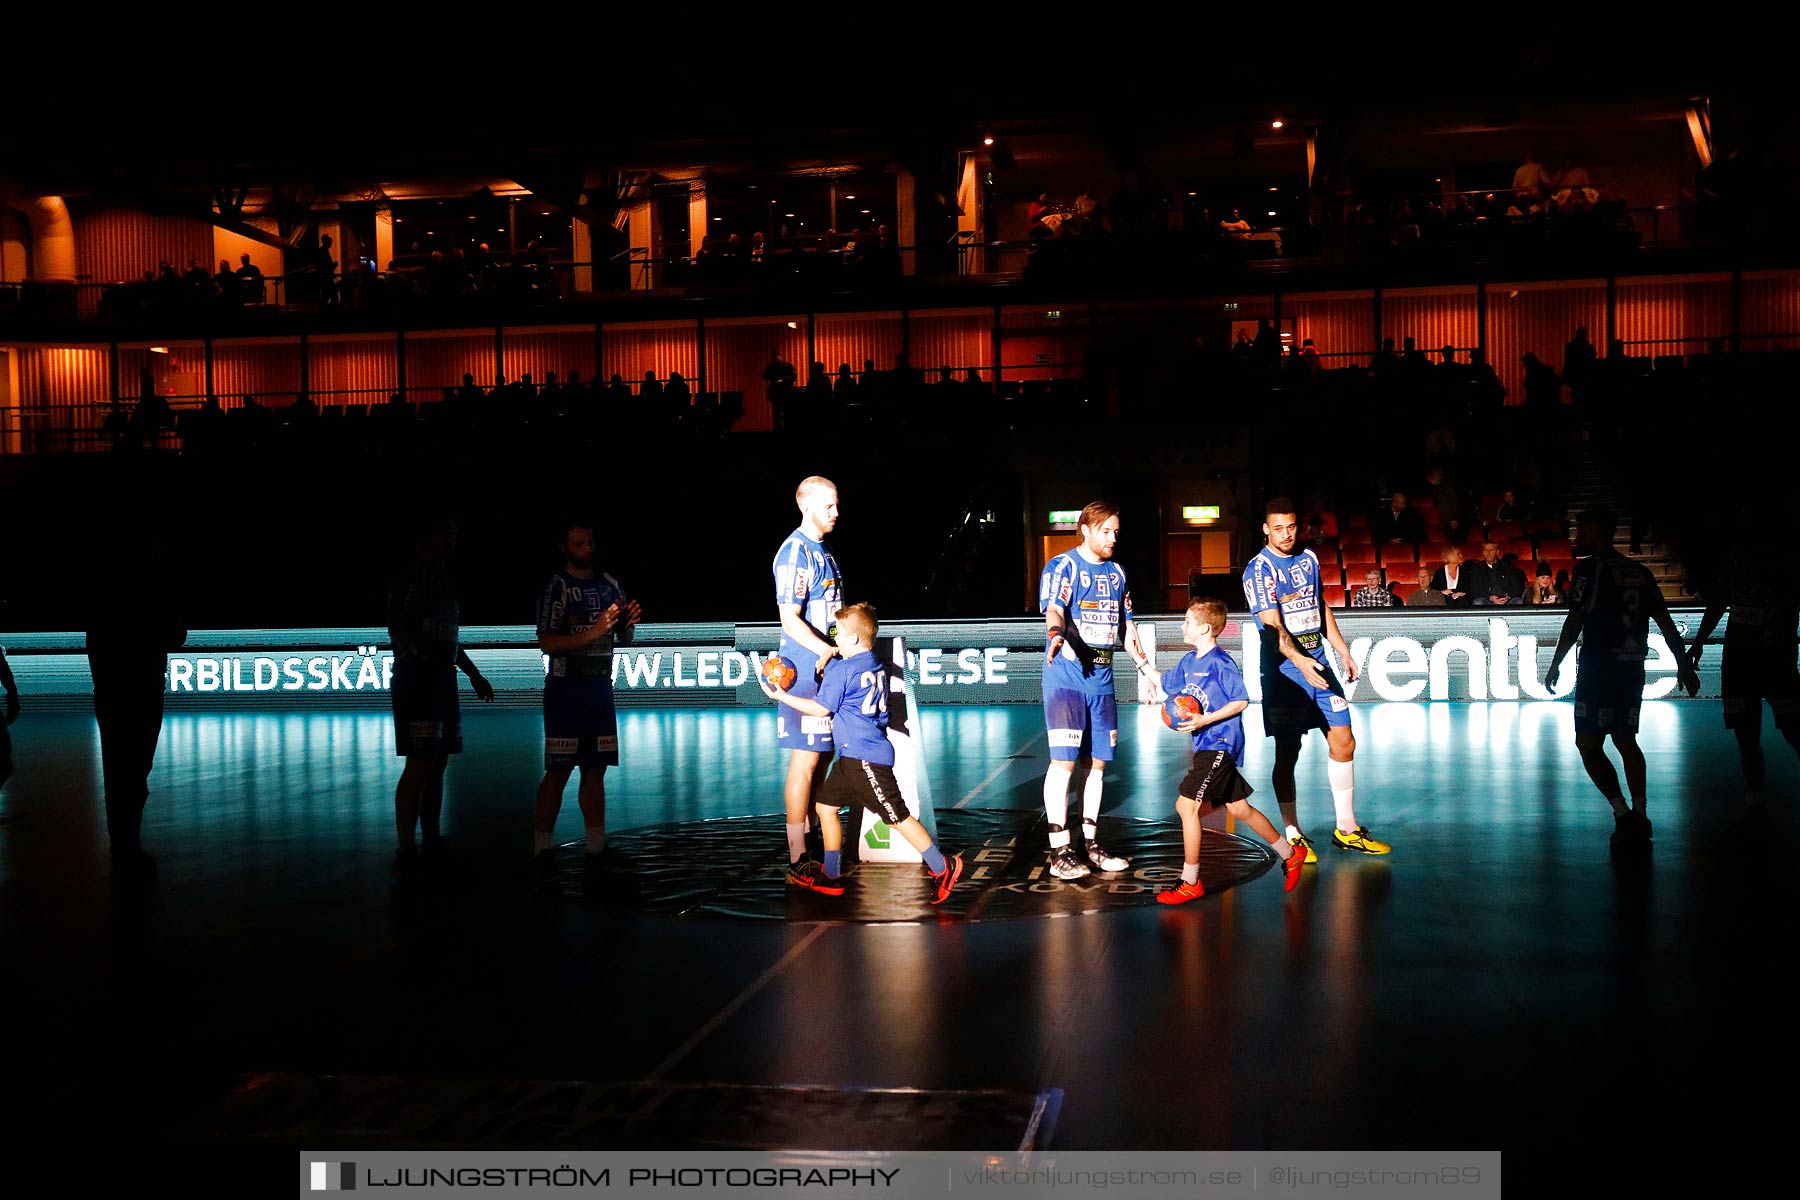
[1330, 826, 1392, 855]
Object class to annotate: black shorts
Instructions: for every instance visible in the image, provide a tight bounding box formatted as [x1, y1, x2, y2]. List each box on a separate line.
[1573, 661, 1644, 736]
[1722, 643, 1800, 731]
[1180, 749, 1255, 811]
[1261, 662, 1331, 740]
[391, 658, 463, 757]
[818, 755, 912, 827]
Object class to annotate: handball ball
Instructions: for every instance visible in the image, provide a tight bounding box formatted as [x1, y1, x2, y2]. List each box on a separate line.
[1162, 694, 1202, 729]
[762, 656, 798, 691]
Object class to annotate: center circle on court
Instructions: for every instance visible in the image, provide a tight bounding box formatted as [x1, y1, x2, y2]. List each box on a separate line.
[545, 809, 1277, 922]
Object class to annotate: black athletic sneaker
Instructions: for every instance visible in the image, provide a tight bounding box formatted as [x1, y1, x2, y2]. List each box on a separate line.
[785, 859, 846, 896]
[1049, 847, 1091, 880]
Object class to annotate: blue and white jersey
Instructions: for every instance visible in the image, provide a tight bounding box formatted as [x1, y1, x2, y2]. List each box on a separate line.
[538, 570, 629, 676]
[815, 650, 894, 766]
[1718, 545, 1800, 652]
[1244, 546, 1327, 657]
[1040, 551, 1133, 693]
[1160, 646, 1249, 765]
[773, 528, 843, 660]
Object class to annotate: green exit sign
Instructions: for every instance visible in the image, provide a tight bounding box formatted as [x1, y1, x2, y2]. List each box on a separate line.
[1048, 510, 1081, 529]
[1182, 505, 1221, 521]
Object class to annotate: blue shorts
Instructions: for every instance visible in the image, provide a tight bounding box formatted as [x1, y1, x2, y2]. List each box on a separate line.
[1044, 687, 1118, 762]
[1573, 661, 1644, 736]
[391, 658, 462, 757]
[1278, 656, 1351, 728]
[544, 675, 618, 769]
[776, 650, 834, 753]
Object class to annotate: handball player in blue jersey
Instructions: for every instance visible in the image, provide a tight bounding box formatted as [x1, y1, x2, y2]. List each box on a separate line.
[1549, 508, 1698, 845]
[760, 603, 963, 902]
[1155, 598, 1304, 904]
[1243, 497, 1388, 856]
[532, 521, 641, 878]
[1039, 500, 1157, 880]
[773, 476, 846, 891]
[1689, 520, 1800, 829]
[387, 515, 494, 873]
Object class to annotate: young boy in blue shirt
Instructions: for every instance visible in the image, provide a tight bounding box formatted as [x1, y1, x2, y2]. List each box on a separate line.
[759, 602, 964, 903]
[1157, 598, 1306, 904]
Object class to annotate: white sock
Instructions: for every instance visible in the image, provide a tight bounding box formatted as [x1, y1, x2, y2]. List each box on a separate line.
[533, 830, 553, 854]
[1043, 770, 1070, 830]
[1272, 837, 1294, 861]
[1327, 758, 1357, 832]
[1048, 827, 1071, 850]
[785, 822, 808, 863]
[585, 826, 606, 855]
[1081, 769, 1104, 827]
[1181, 862, 1200, 885]
[1285, 823, 1304, 843]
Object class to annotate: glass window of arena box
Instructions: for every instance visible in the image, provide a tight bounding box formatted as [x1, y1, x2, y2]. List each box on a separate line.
[118, 340, 207, 404]
[2, 343, 111, 454]
[602, 320, 699, 396]
[813, 312, 902, 383]
[1485, 280, 1605, 405]
[1283, 290, 1376, 365]
[907, 308, 994, 383]
[1000, 304, 1089, 382]
[503, 326, 596, 394]
[1739, 269, 1800, 353]
[209, 337, 305, 408]
[404, 329, 499, 399]
[1614, 273, 1732, 358]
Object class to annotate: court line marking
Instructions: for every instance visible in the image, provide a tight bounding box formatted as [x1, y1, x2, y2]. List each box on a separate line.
[644, 924, 831, 1082]
[953, 731, 1045, 808]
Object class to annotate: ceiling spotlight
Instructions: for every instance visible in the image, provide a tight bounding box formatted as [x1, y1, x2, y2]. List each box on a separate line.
[1271, 119, 1284, 129]
[983, 136, 995, 146]
[786, 321, 799, 329]
[785, 213, 795, 218]
[1269, 186, 1278, 192]
[149, 346, 169, 354]
[860, 209, 870, 214]
[713, 217, 723, 221]
[1267, 210, 1277, 216]
[844, 195, 856, 200]
[426, 230, 435, 235]
[1187, 191, 1197, 197]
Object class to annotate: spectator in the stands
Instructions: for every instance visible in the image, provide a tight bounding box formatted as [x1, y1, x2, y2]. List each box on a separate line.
[1522, 353, 1561, 411]
[1407, 566, 1447, 607]
[1374, 491, 1425, 545]
[1528, 563, 1562, 605]
[1564, 326, 1597, 399]
[833, 363, 857, 401]
[1352, 567, 1396, 607]
[235, 253, 265, 302]
[1513, 148, 1552, 204]
[1495, 489, 1520, 524]
[1476, 543, 1526, 606]
[214, 259, 237, 300]
[1433, 545, 1475, 607]
[1426, 466, 1470, 544]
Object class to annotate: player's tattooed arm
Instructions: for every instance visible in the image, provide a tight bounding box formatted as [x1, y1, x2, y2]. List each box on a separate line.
[1321, 605, 1358, 683]
[1257, 610, 1330, 688]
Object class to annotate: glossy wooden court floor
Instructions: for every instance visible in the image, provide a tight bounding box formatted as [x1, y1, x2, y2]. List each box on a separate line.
[0, 701, 1791, 1169]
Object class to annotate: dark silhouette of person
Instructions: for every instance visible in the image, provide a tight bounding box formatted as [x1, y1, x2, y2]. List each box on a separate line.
[1689, 520, 1800, 830]
[387, 514, 493, 873]
[762, 351, 797, 430]
[234, 253, 265, 303]
[86, 515, 186, 879]
[213, 259, 237, 302]
[1522, 352, 1561, 411]
[1564, 326, 1597, 403]
[833, 363, 857, 402]
[665, 372, 690, 421]
[0, 645, 17, 792]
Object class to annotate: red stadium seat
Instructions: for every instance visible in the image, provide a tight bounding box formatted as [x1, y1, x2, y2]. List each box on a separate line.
[1323, 585, 1347, 607]
[1340, 544, 1379, 565]
[1422, 540, 1450, 562]
[1339, 526, 1373, 544]
[1526, 518, 1565, 537]
[1500, 538, 1534, 560]
[1487, 521, 1524, 541]
[1378, 543, 1417, 565]
[1344, 513, 1369, 528]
